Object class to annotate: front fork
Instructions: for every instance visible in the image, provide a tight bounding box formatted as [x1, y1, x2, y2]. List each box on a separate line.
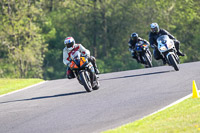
[77, 63, 95, 86]
[165, 51, 179, 65]
[140, 49, 151, 64]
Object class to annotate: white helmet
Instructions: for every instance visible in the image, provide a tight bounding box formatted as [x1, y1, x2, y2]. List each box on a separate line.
[150, 23, 159, 33]
[64, 37, 75, 51]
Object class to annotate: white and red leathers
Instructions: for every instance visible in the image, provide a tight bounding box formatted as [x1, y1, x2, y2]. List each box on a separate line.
[63, 43, 90, 66]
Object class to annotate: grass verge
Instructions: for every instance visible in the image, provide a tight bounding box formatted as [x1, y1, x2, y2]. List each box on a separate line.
[0, 78, 44, 95]
[104, 95, 200, 133]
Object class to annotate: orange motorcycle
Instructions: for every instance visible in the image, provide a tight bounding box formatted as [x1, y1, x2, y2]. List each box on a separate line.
[69, 51, 100, 92]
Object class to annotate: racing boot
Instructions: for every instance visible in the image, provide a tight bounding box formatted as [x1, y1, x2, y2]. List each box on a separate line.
[92, 60, 100, 74]
[177, 50, 185, 56]
[136, 57, 140, 63]
[89, 56, 100, 74]
[145, 64, 149, 68]
[162, 58, 167, 65]
[66, 68, 75, 79]
[95, 68, 100, 75]
[174, 41, 185, 56]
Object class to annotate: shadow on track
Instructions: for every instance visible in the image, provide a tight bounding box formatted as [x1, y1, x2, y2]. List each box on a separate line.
[0, 91, 86, 104]
[100, 70, 172, 81]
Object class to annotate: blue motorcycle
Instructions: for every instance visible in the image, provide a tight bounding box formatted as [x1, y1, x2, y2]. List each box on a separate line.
[135, 41, 153, 68]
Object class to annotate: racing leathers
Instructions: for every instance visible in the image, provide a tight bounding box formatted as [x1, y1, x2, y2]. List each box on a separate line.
[149, 29, 184, 64]
[63, 44, 99, 79]
[128, 37, 149, 62]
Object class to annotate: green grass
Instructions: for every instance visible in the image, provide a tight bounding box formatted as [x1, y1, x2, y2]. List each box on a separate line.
[104, 95, 200, 133]
[0, 78, 44, 95]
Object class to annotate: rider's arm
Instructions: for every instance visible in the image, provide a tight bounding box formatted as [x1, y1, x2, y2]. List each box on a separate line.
[78, 44, 90, 57]
[144, 39, 150, 45]
[63, 47, 70, 66]
[149, 33, 156, 48]
[128, 40, 134, 53]
[162, 29, 176, 40]
[140, 37, 150, 46]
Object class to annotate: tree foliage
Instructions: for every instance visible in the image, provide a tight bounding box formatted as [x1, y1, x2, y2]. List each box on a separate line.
[0, 0, 48, 78]
[0, 0, 200, 79]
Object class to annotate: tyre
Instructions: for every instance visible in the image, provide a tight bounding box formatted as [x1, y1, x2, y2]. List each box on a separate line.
[168, 54, 179, 71]
[174, 54, 180, 64]
[92, 77, 100, 90]
[144, 52, 152, 67]
[79, 71, 93, 92]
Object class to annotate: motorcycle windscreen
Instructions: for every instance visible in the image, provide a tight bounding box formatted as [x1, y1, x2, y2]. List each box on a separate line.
[135, 41, 148, 51]
[157, 35, 169, 44]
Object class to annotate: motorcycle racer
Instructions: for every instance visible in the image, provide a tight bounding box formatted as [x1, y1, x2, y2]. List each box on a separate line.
[63, 37, 100, 79]
[128, 32, 150, 63]
[149, 23, 185, 64]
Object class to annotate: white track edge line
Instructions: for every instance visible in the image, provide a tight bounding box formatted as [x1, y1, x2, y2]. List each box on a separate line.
[109, 91, 198, 132]
[104, 92, 198, 132]
[140, 91, 199, 120]
[0, 81, 48, 98]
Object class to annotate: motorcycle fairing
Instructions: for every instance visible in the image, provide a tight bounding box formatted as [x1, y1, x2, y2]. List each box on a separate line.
[80, 57, 88, 68]
[70, 61, 78, 69]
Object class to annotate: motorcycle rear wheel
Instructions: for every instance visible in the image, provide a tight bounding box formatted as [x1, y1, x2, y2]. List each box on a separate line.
[92, 77, 100, 90]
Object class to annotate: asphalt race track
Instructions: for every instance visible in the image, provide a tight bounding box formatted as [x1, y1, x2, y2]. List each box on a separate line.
[0, 61, 200, 133]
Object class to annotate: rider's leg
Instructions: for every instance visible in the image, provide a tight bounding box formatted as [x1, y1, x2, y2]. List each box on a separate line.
[174, 40, 185, 56]
[88, 56, 100, 74]
[132, 51, 139, 63]
[153, 48, 166, 65]
[66, 67, 75, 79]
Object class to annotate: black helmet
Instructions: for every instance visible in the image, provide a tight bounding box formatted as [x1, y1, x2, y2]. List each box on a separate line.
[131, 33, 138, 42]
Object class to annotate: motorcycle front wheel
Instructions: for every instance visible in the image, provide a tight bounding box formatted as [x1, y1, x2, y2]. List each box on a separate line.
[144, 52, 152, 67]
[79, 71, 93, 92]
[168, 54, 179, 71]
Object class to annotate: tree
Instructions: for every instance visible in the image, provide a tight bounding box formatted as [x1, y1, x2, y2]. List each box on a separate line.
[0, 0, 48, 78]
[1, 0, 200, 79]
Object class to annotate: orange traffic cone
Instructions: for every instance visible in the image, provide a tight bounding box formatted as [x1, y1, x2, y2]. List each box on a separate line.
[192, 80, 199, 98]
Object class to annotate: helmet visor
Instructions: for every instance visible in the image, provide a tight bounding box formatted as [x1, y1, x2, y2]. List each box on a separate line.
[131, 36, 138, 41]
[151, 27, 158, 33]
[66, 42, 74, 48]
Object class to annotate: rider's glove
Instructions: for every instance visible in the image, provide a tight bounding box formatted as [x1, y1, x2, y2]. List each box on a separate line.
[67, 62, 71, 67]
[82, 55, 88, 59]
[131, 52, 135, 57]
[173, 39, 180, 44]
[150, 44, 155, 49]
[130, 49, 134, 53]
